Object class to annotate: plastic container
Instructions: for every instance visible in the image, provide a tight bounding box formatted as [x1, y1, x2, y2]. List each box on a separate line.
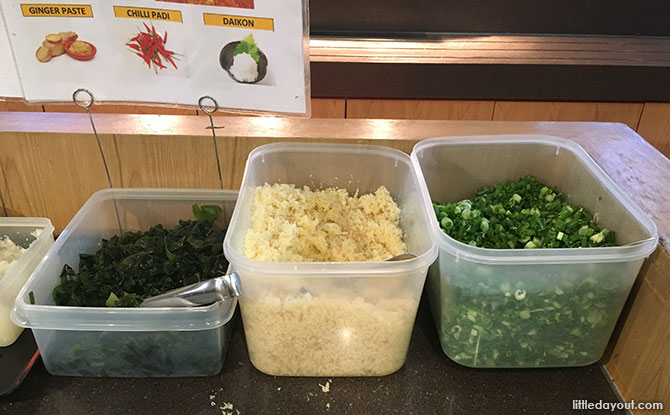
[411, 135, 658, 368]
[12, 189, 237, 377]
[0, 218, 54, 347]
[224, 143, 438, 377]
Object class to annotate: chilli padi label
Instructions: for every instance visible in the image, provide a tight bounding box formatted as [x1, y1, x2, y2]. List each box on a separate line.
[113, 6, 182, 23]
[21, 3, 93, 17]
[203, 13, 274, 31]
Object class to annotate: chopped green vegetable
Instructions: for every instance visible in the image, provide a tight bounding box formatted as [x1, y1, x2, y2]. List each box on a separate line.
[427, 176, 630, 367]
[233, 33, 260, 63]
[428, 261, 634, 367]
[52, 205, 228, 308]
[432, 175, 616, 249]
[29, 291, 35, 305]
[105, 292, 119, 307]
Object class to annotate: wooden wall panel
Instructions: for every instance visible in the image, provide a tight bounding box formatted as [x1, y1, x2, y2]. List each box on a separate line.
[100, 135, 222, 189]
[606, 248, 670, 413]
[43, 103, 197, 116]
[311, 98, 346, 119]
[0, 101, 43, 112]
[0, 132, 112, 232]
[197, 109, 252, 117]
[0, 166, 5, 217]
[493, 101, 644, 130]
[198, 98, 345, 118]
[637, 103, 670, 158]
[347, 99, 495, 120]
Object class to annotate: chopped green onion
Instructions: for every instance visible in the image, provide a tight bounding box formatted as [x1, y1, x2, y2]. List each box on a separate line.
[432, 175, 615, 250]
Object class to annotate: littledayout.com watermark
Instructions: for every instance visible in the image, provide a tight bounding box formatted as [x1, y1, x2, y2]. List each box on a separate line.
[573, 399, 663, 412]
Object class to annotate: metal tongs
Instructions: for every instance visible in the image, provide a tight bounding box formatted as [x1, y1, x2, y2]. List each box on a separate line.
[140, 252, 415, 307]
[141, 272, 242, 308]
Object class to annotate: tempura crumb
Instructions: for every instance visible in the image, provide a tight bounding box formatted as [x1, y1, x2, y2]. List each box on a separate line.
[244, 184, 406, 262]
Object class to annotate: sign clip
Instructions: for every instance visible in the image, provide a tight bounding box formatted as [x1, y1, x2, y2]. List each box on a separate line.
[198, 95, 225, 190]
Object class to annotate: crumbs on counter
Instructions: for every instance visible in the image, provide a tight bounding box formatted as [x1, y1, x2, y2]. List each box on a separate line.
[208, 393, 239, 415]
[219, 402, 240, 415]
[319, 380, 331, 393]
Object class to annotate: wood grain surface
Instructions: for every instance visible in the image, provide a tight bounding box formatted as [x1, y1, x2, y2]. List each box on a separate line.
[101, 134, 222, 189]
[0, 131, 111, 230]
[43, 103, 198, 116]
[493, 101, 644, 130]
[607, 249, 670, 414]
[347, 99, 495, 120]
[637, 103, 670, 158]
[311, 98, 346, 118]
[196, 98, 345, 118]
[0, 101, 43, 112]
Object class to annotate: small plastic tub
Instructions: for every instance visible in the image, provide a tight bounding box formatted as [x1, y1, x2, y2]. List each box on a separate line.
[224, 143, 438, 377]
[411, 135, 658, 368]
[12, 189, 237, 377]
[0, 218, 54, 347]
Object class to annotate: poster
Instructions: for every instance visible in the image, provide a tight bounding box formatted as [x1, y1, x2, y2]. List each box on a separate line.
[0, 9, 23, 98]
[1, 0, 309, 115]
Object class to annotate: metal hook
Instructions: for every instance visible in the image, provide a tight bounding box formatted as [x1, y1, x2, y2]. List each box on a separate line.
[198, 95, 219, 115]
[198, 95, 225, 190]
[72, 89, 111, 188]
[72, 88, 122, 232]
[73, 88, 95, 110]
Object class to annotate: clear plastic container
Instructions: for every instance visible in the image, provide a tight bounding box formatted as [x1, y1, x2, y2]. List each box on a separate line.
[224, 143, 438, 377]
[411, 135, 658, 368]
[0, 218, 54, 347]
[11, 189, 238, 377]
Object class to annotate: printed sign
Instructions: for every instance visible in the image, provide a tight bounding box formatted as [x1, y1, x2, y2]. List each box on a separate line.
[113, 6, 182, 22]
[0, 10, 23, 98]
[202, 13, 273, 30]
[20, 4, 94, 17]
[1, 0, 310, 115]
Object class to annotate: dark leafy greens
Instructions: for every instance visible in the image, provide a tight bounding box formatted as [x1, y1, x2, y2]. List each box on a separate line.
[52, 204, 228, 307]
[433, 175, 616, 249]
[46, 327, 233, 377]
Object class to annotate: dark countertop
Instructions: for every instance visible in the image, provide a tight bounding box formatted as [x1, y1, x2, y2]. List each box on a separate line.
[0, 298, 625, 415]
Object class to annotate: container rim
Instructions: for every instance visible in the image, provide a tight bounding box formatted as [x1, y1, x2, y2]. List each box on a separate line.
[411, 135, 659, 265]
[11, 188, 239, 332]
[11, 298, 237, 332]
[0, 217, 54, 294]
[246, 141, 412, 166]
[224, 142, 439, 276]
